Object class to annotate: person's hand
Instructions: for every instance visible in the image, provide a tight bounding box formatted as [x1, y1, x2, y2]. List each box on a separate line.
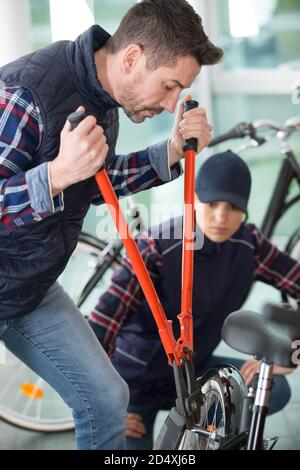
[240, 359, 295, 385]
[124, 413, 147, 439]
[49, 106, 109, 196]
[168, 95, 213, 165]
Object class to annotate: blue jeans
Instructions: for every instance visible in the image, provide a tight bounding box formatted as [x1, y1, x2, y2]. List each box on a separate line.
[0, 282, 129, 450]
[126, 354, 291, 450]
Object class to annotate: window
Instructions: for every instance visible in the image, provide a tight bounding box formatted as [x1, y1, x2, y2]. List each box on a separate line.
[29, 0, 51, 50]
[200, 0, 300, 234]
[212, 93, 300, 231]
[219, 0, 300, 70]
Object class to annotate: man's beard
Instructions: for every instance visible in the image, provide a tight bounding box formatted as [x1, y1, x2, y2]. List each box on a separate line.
[118, 80, 163, 123]
[124, 107, 163, 123]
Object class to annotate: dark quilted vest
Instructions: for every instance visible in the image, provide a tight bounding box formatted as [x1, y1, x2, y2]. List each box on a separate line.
[0, 26, 120, 319]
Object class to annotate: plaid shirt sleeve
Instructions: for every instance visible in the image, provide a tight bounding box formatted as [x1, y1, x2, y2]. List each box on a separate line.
[251, 224, 300, 303]
[0, 86, 182, 229]
[92, 141, 183, 203]
[0, 86, 64, 231]
[89, 233, 163, 357]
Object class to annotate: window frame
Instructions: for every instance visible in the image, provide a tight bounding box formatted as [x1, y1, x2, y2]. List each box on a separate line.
[207, 0, 300, 95]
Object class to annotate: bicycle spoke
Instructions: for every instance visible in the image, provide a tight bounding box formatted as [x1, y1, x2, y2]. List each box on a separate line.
[0, 362, 25, 401]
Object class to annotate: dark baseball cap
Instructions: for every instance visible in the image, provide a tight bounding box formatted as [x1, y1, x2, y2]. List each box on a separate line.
[195, 150, 251, 213]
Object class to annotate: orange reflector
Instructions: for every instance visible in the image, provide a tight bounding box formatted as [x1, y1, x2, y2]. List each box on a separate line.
[21, 383, 44, 399]
[207, 425, 217, 432]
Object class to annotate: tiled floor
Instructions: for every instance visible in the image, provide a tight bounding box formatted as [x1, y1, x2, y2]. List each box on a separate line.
[0, 277, 299, 450]
[0, 420, 75, 450]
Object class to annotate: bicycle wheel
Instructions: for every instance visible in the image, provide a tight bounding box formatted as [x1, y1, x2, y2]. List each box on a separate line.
[283, 226, 300, 309]
[177, 365, 247, 450]
[0, 232, 122, 432]
[58, 232, 122, 316]
[0, 351, 74, 432]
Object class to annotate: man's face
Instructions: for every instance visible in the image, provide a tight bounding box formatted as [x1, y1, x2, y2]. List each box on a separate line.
[116, 53, 201, 123]
[195, 196, 245, 243]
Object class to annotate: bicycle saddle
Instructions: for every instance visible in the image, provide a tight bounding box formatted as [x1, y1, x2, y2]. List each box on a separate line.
[221, 309, 298, 368]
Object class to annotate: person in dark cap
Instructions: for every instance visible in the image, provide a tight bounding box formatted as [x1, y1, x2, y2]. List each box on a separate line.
[88, 150, 300, 449]
[196, 150, 251, 213]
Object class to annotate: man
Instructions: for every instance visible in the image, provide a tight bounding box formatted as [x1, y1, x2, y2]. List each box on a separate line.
[0, 0, 222, 449]
[89, 151, 300, 450]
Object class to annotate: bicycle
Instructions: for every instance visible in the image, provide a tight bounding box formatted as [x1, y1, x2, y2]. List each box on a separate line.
[0, 107, 299, 437]
[154, 302, 300, 450]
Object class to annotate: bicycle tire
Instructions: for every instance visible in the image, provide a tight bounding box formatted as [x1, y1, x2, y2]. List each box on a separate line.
[59, 232, 122, 316]
[156, 364, 247, 450]
[0, 232, 122, 432]
[282, 226, 300, 309]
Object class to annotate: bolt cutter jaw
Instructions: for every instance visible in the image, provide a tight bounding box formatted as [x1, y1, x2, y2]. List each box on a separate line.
[173, 356, 204, 427]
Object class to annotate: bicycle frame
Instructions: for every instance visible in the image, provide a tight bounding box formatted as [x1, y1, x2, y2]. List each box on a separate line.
[261, 149, 300, 239]
[77, 237, 124, 308]
[219, 359, 274, 450]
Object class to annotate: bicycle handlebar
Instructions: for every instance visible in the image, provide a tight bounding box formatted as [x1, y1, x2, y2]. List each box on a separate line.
[209, 115, 300, 149]
[209, 122, 254, 146]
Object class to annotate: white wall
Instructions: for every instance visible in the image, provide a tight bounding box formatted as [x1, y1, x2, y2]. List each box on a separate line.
[49, 0, 94, 41]
[0, 0, 31, 66]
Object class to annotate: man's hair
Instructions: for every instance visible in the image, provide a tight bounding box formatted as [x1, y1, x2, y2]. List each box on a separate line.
[105, 0, 223, 69]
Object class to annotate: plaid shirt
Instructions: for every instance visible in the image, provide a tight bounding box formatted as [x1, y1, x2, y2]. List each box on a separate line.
[0, 86, 47, 228]
[89, 223, 300, 356]
[0, 86, 180, 231]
